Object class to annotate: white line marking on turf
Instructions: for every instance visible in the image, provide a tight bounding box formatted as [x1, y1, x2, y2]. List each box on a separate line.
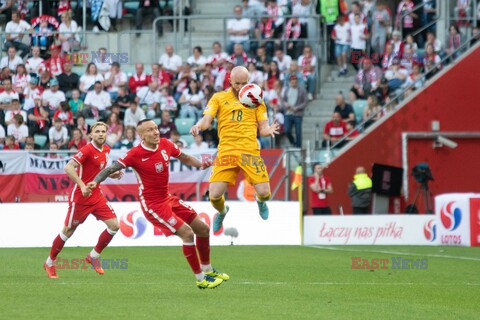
[307, 246, 480, 262]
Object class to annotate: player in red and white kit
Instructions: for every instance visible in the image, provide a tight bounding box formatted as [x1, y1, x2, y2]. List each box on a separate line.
[43, 122, 123, 278]
[87, 119, 229, 289]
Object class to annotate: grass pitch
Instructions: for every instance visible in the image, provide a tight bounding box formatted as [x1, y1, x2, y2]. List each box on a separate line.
[1, 245, 479, 319]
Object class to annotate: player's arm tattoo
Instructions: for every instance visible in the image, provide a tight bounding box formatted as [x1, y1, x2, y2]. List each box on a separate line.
[93, 161, 124, 183]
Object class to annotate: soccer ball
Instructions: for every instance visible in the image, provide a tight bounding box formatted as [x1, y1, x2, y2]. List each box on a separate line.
[239, 84, 263, 108]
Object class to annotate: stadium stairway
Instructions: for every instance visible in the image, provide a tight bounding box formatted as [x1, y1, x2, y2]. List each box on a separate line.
[302, 65, 357, 149]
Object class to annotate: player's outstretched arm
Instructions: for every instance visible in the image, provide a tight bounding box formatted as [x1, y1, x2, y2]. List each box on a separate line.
[258, 120, 280, 138]
[87, 161, 124, 189]
[190, 114, 213, 136]
[177, 152, 213, 170]
[65, 159, 91, 197]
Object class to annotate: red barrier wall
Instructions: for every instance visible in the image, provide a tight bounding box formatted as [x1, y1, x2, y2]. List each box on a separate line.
[324, 45, 480, 214]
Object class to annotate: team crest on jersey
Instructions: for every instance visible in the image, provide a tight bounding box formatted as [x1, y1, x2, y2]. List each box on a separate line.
[73, 220, 79, 226]
[155, 162, 164, 173]
[168, 217, 177, 226]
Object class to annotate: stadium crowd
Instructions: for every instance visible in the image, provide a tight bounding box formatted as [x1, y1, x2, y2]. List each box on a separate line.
[0, 0, 479, 152]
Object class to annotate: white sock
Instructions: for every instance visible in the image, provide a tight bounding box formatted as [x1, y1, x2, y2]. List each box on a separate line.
[343, 64, 347, 69]
[46, 256, 54, 267]
[195, 273, 205, 281]
[90, 249, 100, 258]
[201, 264, 213, 273]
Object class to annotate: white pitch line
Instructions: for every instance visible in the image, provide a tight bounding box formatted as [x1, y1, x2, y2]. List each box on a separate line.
[307, 246, 480, 262]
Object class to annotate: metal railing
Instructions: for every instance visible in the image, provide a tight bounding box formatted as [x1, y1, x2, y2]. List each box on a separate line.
[329, 38, 478, 151]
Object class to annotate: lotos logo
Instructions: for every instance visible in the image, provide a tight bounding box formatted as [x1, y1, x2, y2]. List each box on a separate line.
[423, 219, 436, 242]
[440, 201, 462, 231]
[120, 210, 147, 239]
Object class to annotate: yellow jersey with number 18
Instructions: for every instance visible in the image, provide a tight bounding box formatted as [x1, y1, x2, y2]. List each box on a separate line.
[203, 88, 268, 156]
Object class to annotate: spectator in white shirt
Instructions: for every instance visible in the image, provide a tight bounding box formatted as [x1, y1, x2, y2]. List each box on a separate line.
[0, 77, 20, 127]
[4, 99, 27, 125]
[124, 101, 146, 127]
[158, 44, 183, 76]
[179, 79, 204, 121]
[187, 46, 207, 75]
[25, 46, 45, 75]
[273, 48, 292, 73]
[48, 118, 69, 148]
[227, 5, 251, 54]
[136, 81, 162, 118]
[207, 41, 229, 77]
[0, 46, 23, 73]
[93, 47, 112, 76]
[4, 11, 33, 58]
[7, 113, 29, 144]
[83, 81, 112, 120]
[189, 134, 209, 151]
[58, 11, 81, 53]
[103, 61, 127, 100]
[350, 13, 369, 72]
[79, 63, 104, 96]
[42, 78, 66, 116]
[297, 45, 317, 100]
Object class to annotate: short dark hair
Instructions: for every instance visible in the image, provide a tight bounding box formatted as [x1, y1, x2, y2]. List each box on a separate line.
[136, 119, 155, 127]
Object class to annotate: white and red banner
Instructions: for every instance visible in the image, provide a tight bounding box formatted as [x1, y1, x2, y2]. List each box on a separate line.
[0, 150, 216, 202]
[0, 201, 301, 247]
[0, 149, 287, 202]
[434, 193, 480, 246]
[303, 215, 437, 245]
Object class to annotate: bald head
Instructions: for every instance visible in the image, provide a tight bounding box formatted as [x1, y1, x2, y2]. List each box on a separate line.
[230, 66, 249, 96]
[231, 66, 249, 81]
[356, 166, 366, 174]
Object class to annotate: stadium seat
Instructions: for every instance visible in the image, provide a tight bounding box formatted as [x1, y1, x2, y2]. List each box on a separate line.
[85, 118, 97, 126]
[175, 118, 195, 135]
[152, 118, 161, 125]
[353, 100, 368, 124]
[181, 134, 194, 146]
[34, 134, 48, 148]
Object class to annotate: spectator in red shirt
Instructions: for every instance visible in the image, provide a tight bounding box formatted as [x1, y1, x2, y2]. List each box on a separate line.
[68, 128, 87, 149]
[128, 63, 149, 96]
[322, 112, 347, 148]
[308, 163, 333, 215]
[53, 101, 74, 127]
[148, 63, 171, 89]
[346, 120, 360, 141]
[3, 135, 20, 150]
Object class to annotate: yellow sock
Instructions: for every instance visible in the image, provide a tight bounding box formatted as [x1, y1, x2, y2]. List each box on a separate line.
[256, 192, 271, 202]
[210, 195, 226, 214]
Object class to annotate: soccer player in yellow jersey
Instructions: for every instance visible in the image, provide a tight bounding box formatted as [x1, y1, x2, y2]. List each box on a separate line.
[190, 66, 280, 232]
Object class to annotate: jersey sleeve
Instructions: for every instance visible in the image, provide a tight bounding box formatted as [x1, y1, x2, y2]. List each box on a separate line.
[117, 149, 135, 168]
[255, 103, 269, 122]
[166, 139, 182, 158]
[72, 145, 90, 165]
[203, 93, 219, 118]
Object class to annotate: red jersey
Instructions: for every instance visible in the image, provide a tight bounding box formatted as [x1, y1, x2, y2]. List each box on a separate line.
[308, 175, 331, 208]
[324, 121, 347, 138]
[71, 142, 111, 205]
[117, 139, 181, 204]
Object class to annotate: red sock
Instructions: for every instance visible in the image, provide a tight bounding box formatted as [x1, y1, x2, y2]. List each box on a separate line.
[196, 236, 210, 265]
[49, 234, 67, 260]
[182, 243, 202, 274]
[94, 229, 116, 254]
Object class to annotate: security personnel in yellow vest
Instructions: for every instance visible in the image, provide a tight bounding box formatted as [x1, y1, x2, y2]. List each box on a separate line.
[348, 166, 373, 214]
